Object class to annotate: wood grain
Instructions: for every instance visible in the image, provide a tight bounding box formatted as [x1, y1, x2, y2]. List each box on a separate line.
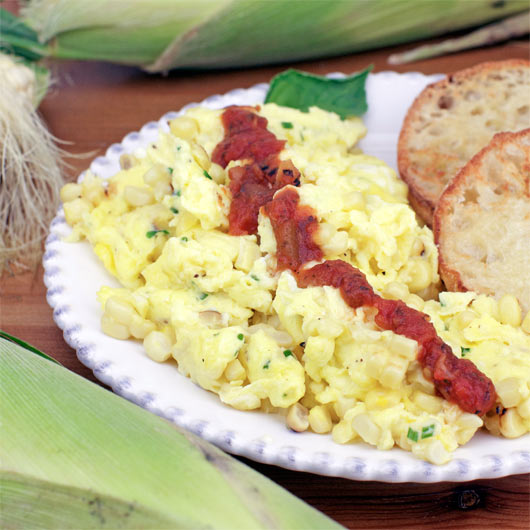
[1, 27, 529, 529]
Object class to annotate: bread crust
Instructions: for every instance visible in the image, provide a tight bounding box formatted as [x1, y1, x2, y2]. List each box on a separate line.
[398, 59, 530, 227]
[434, 128, 530, 314]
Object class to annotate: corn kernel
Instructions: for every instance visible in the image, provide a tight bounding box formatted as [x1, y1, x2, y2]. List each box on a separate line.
[425, 440, 451, 465]
[105, 297, 136, 326]
[169, 116, 199, 139]
[191, 143, 211, 171]
[365, 351, 387, 379]
[119, 153, 137, 170]
[379, 358, 407, 390]
[225, 359, 246, 382]
[413, 391, 443, 414]
[308, 406, 332, 434]
[332, 420, 354, 444]
[500, 408, 527, 438]
[383, 281, 409, 301]
[143, 331, 172, 362]
[143, 164, 171, 187]
[129, 317, 156, 340]
[407, 259, 432, 293]
[455, 310, 477, 330]
[352, 413, 381, 446]
[471, 296, 499, 319]
[517, 397, 530, 419]
[63, 198, 91, 225]
[499, 294, 522, 327]
[124, 185, 153, 207]
[496, 377, 524, 408]
[208, 163, 225, 184]
[60, 182, 82, 203]
[286, 403, 309, 432]
[101, 313, 130, 340]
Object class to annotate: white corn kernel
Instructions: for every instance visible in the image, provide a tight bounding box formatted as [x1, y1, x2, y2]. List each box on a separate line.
[308, 406, 332, 434]
[471, 296, 499, 319]
[406, 294, 425, 311]
[380, 358, 407, 390]
[500, 408, 527, 438]
[411, 238, 424, 256]
[499, 295, 522, 327]
[455, 310, 477, 330]
[407, 259, 432, 293]
[84, 184, 105, 206]
[352, 413, 381, 446]
[124, 185, 153, 207]
[496, 377, 524, 408]
[522, 310, 530, 334]
[225, 359, 246, 382]
[425, 440, 451, 465]
[169, 116, 199, 139]
[191, 143, 211, 171]
[143, 331, 172, 362]
[129, 318, 156, 340]
[63, 198, 91, 225]
[60, 183, 82, 203]
[143, 164, 171, 187]
[383, 281, 409, 301]
[101, 314, 130, 340]
[333, 397, 356, 419]
[517, 397, 530, 419]
[105, 297, 136, 326]
[153, 181, 172, 200]
[332, 420, 354, 444]
[365, 352, 387, 379]
[208, 163, 225, 184]
[286, 403, 309, 432]
[119, 153, 137, 170]
[413, 391, 443, 414]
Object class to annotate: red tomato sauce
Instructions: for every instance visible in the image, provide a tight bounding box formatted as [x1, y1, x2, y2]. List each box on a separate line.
[263, 187, 323, 271]
[212, 106, 299, 235]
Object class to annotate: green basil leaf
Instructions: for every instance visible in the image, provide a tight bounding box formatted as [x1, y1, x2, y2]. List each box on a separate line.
[265, 67, 372, 119]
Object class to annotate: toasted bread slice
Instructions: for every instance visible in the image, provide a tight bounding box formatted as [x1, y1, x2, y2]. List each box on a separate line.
[434, 128, 530, 316]
[398, 59, 530, 226]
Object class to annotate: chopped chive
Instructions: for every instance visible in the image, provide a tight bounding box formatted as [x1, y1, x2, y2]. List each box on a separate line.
[146, 229, 169, 238]
[440, 300, 446, 307]
[198, 292, 209, 300]
[250, 274, 259, 281]
[421, 424, 435, 439]
[181, 236, 188, 242]
[281, 121, 293, 129]
[237, 333, 244, 340]
[263, 360, 270, 370]
[461, 347, 471, 357]
[203, 170, 212, 180]
[176, 190, 181, 197]
[283, 349, 293, 358]
[407, 427, 419, 443]
[177, 146, 181, 151]
[170, 207, 179, 214]
[168, 167, 174, 175]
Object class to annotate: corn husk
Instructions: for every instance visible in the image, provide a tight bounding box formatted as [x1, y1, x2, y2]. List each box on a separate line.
[0, 336, 342, 529]
[11, 0, 530, 72]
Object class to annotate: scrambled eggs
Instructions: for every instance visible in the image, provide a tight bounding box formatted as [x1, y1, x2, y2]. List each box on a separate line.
[61, 103, 530, 464]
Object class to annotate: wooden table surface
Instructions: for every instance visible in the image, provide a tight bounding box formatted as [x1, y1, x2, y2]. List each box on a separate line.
[1, 28, 529, 530]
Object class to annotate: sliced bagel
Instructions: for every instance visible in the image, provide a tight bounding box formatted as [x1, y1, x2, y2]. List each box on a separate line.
[398, 59, 530, 226]
[434, 128, 530, 315]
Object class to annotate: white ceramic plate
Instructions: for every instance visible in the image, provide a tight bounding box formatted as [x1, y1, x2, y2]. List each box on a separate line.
[44, 71, 530, 483]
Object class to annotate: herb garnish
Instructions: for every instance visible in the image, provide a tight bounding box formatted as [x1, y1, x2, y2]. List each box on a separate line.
[281, 121, 293, 129]
[146, 229, 169, 238]
[203, 170, 212, 180]
[283, 349, 293, 358]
